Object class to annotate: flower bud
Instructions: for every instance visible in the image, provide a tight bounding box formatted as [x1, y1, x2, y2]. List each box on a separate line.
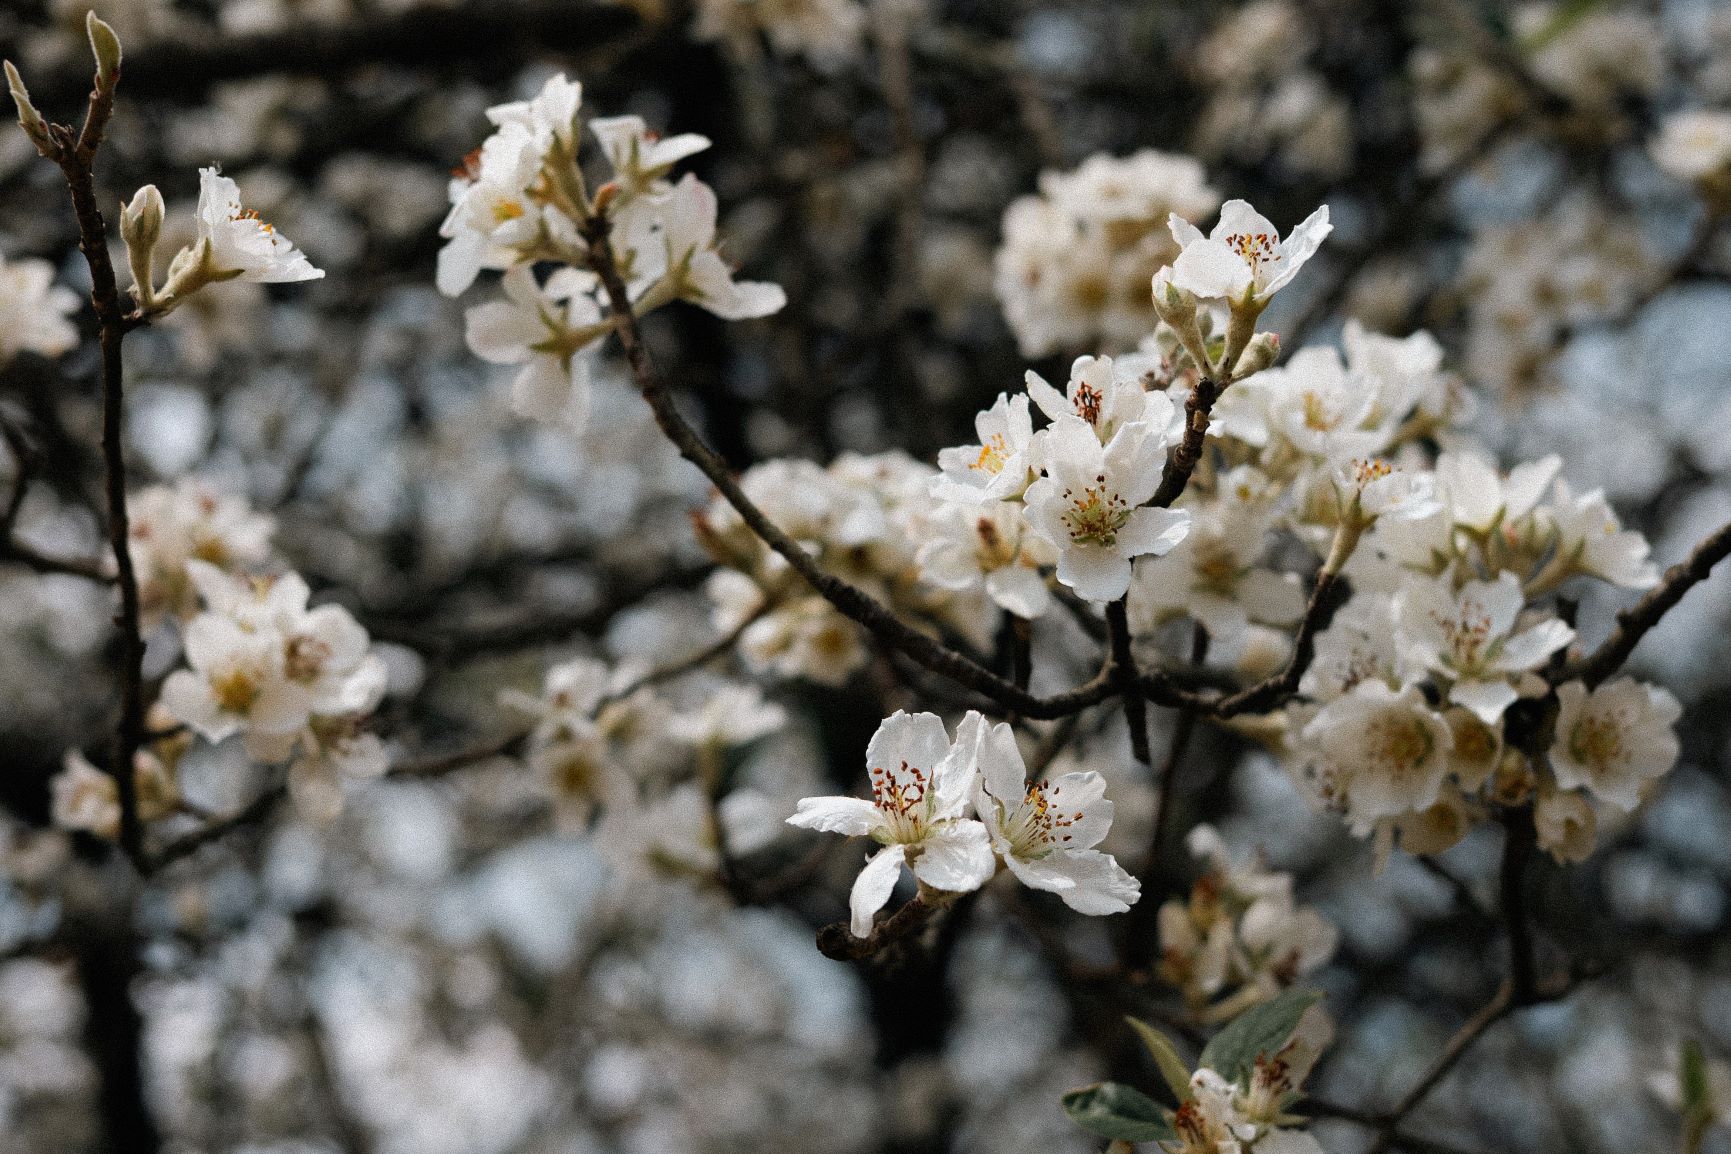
[1151, 266, 1213, 377]
[121, 184, 164, 308]
[4, 60, 54, 157]
[86, 12, 122, 93]
[1232, 331, 1280, 378]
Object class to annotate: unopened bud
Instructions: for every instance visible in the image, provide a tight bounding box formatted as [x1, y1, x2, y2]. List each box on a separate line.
[121, 184, 164, 308]
[86, 12, 122, 93]
[1232, 331, 1280, 378]
[1151, 266, 1213, 376]
[4, 60, 54, 156]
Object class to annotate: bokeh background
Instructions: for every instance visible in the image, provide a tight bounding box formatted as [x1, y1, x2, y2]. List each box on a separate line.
[2, 1, 1731, 1152]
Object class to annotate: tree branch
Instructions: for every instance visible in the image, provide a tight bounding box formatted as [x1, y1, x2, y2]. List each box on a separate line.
[579, 213, 1121, 722]
[1557, 518, 1731, 689]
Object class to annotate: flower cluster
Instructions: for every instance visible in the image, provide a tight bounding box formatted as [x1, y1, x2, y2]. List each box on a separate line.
[695, 451, 996, 684]
[127, 477, 276, 628]
[1282, 443, 1676, 861]
[503, 655, 794, 879]
[158, 560, 389, 821]
[1156, 826, 1337, 1022]
[789, 710, 1139, 937]
[440, 73, 784, 434]
[1064, 988, 1332, 1154]
[994, 149, 1220, 356]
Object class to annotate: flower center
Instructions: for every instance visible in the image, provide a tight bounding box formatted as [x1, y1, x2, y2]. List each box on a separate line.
[1569, 712, 1627, 771]
[1368, 713, 1434, 777]
[211, 667, 262, 715]
[1061, 476, 1130, 547]
[231, 206, 275, 235]
[1228, 230, 1277, 275]
[1072, 383, 1104, 427]
[1002, 782, 1084, 858]
[284, 635, 332, 683]
[973, 434, 1010, 475]
[871, 759, 933, 841]
[1432, 600, 1493, 669]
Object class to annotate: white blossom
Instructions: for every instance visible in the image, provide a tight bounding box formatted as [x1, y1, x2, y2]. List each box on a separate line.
[193, 167, 323, 283]
[465, 265, 606, 431]
[1168, 198, 1331, 305]
[970, 718, 1139, 914]
[1301, 680, 1454, 831]
[656, 174, 787, 321]
[787, 710, 996, 937]
[1022, 417, 1190, 602]
[915, 500, 1055, 620]
[1394, 573, 1573, 724]
[1549, 677, 1682, 811]
[0, 253, 79, 363]
[932, 392, 1042, 504]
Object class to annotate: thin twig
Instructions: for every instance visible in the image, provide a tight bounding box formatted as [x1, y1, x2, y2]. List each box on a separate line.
[1106, 598, 1150, 764]
[579, 212, 1121, 722]
[30, 46, 147, 867]
[1557, 517, 1731, 689]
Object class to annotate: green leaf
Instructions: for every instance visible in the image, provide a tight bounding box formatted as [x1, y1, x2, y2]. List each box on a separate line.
[1061, 1082, 1176, 1142]
[1199, 988, 1321, 1086]
[1125, 1016, 1193, 1102]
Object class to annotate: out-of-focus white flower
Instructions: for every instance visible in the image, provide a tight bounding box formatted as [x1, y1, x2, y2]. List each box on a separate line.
[1022, 418, 1190, 602]
[191, 167, 324, 284]
[1533, 782, 1597, 863]
[1549, 677, 1682, 811]
[486, 73, 583, 149]
[1652, 109, 1731, 184]
[1542, 481, 1660, 589]
[160, 611, 312, 749]
[787, 710, 996, 937]
[1168, 198, 1331, 305]
[128, 478, 275, 627]
[668, 684, 787, 748]
[993, 149, 1220, 357]
[691, 0, 868, 73]
[50, 751, 121, 840]
[0, 252, 79, 363]
[1393, 572, 1573, 724]
[1157, 825, 1336, 1016]
[970, 718, 1138, 914]
[465, 265, 607, 432]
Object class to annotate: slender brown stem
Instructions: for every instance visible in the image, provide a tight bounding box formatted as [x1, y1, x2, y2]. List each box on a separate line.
[32, 59, 147, 866]
[579, 213, 1118, 722]
[1149, 374, 1222, 510]
[1558, 518, 1731, 689]
[1149, 624, 1209, 867]
[1106, 598, 1150, 764]
[1499, 805, 1538, 1005]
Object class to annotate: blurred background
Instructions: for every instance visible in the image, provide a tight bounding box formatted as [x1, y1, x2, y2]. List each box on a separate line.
[2, 0, 1731, 1152]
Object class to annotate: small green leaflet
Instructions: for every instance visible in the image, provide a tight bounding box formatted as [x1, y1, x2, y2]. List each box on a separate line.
[1125, 1016, 1193, 1102]
[1060, 1081, 1176, 1142]
[1199, 988, 1321, 1086]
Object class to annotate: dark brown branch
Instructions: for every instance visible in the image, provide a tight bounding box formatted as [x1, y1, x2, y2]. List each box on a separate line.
[1498, 805, 1538, 1005]
[815, 888, 945, 962]
[148, 732, 527, 871]
[28, 50, 148, 867]
[1106, 598, 1150, 764]
[1557, 518, 1731, 689]
[0, 536, 111, 581]
[1149, 374, 1223, 510]
[579, 213, 1118, 722]
[1149, 624, 1209, 866]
